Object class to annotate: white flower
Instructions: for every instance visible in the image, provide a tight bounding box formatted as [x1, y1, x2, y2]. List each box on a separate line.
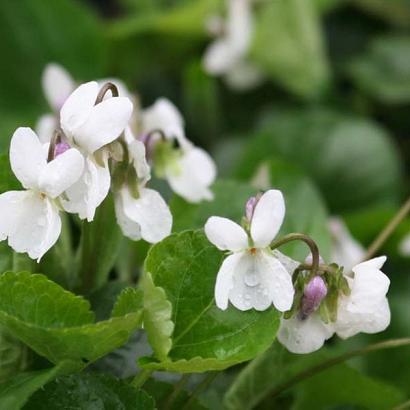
[278, 256, 391, 354]
[329, 217, 365, 272]
[114, 130, 172, 243]
[59, 81, 133, 221]
[205, 190, 294, 312]
[398, 233, 410, 257]
[0, 128, 84, 261]
[203, 0, 263, 90]
[141, 98, 217, 203]
[36, 63, 76, 143]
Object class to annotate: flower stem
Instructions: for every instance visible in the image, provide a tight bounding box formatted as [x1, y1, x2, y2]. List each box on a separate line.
[130, 369, 153, 389]
[165, 374, 190, 409]
[181, 372, 218, 409]
[271, 233, 320, 277]
[270, 337, 410, 399]
[364, 195, 410, 261]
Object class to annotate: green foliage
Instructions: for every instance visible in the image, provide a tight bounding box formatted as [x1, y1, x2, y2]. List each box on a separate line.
[141, 230, 281, 372]
[25, 373, 154, 410]
[0, 272, 142, 366]
[235, 108, 402, 212]
[348, 35, 410, 103]
[251, 0, 330, 98]
[224, 342, 404, 410]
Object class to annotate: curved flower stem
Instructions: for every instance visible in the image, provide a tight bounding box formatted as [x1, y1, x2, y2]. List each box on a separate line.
[95, 82, 119, 105]
[47, 128, 65, 162]
[270, 233, 320, 277]
[130, 369, 154, 389]
[270, 337, 410, 399]
[363, 196, 410, 261]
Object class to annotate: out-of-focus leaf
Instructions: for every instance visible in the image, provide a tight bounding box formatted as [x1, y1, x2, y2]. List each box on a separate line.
[251, 0, 330, 98]
[235, 108, 403, 212]
[224, 342, 404, 410]
[0, 272, 142, 366]
[348, 36, 410, 103]
[25, 373, 154, 410]
[140, 230, 281, 372]
[0, 361, 76, 410]
[354, 0, 410, 28]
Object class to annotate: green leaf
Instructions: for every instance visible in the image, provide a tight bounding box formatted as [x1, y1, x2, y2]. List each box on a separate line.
[141, 230, 281, 372]
[170, 179, 255, 233]
[25, 373, 154, 410]
[0, 361, 76, 410]
[348, 35, 410, 103]
[224, 342, 404, 410]
[251, 0, 330, 98]
[235, 108, 403, 212]
[0, 272, 142, 365]
[112, 287, 143, 317]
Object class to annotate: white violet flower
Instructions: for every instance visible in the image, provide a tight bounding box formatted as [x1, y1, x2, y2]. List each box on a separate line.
[114, 129, 172, 243]
[278, 256, 391, 354]
[204, 190, 295, 312]
[0, 127, 84, 261]
[203, 0, 263, 90]
[141, 98, 217, 203]
[59, 81, 133, 221]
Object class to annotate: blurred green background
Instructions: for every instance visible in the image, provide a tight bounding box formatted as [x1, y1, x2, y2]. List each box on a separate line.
[1, 0, 410, 408]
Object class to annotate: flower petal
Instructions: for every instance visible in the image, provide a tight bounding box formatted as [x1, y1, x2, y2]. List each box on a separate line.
[42, 63, 75, 111]
[203, 39, 237, 75]
[128, 139, 151, 184]
[38, 148, 84, 198]
[62, 155, 110, 221]
[166, 147, 217, 203]
[10, 127, 46, 190]
[142, 98, 187, 145]
[114, 190, 142, 241]
[35, 114, 57, 144]
[60, 81, 98, 137]
[0, 191, 61, 261]
[74, 97, 133, 154]
[204, 216, 248, 252]
[214, 252, 241, 310]
[278, 313, 334, 354]
[121, 187, 172, 243]
[251, 189, 285, 248]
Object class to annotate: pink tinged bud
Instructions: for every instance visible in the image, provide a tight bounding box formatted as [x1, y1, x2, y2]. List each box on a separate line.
[54, 141, 71, 158]
[305, 253, 325, 266]
[245, 196, 258, 222]
[299, 276, 328, 320]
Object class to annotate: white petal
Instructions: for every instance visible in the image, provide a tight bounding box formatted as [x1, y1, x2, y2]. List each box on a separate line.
[74, 97, 133, 153]
[38, 148, 84, 198]
[121, 187, 172, 243]
[228, 251, 294, 312]
[142, 98, 187, 146]
[204, 216, 248, 252]
[251, 189, 285, 248]
[272, 249, 300, 276]
[329, 217, 365, 272]
[10, 127, 46, 190]
[62, 155, 110, 221]
[42, 63, 75, 111]
[166, 147, 217, 203]
[214, 252, 241, 310]
[203, 39, 237, 75]
[399, 233, 410, 257]
[98, 78, 131, 100]
[225, 60, 264, 90]
[226, 0, 253, 54]
[114, 191, 141, 241]
[60, 81, 99, 137]
[0, 191, 61, 261]
[128, 139, 151, 184]
[278, 313, 334, 354]
[35, 114, 57, 144]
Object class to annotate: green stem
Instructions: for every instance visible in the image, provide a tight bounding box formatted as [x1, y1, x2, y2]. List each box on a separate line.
[393, 399, 410, 410]
[181, 372, 218, 409]
[270, 337, 410, 399]
[165, 374, 190, 409]
[130, 369, 153, 389]
[271, 233, 320, 277]
[79, 220, 93, 293]
[364, 195, 410, 261]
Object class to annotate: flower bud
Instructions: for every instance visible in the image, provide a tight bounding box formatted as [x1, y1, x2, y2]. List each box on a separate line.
[245, 193, 263, 222]
[299, 276, 328, 320]
[304, 253, 325, 266]
[54, 141, 71, 158]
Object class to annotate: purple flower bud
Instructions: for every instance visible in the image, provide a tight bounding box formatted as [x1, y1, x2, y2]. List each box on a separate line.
[245, 196, 258, 222]
[299, 276, 328, 320]
[54, 141, 71, 158]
